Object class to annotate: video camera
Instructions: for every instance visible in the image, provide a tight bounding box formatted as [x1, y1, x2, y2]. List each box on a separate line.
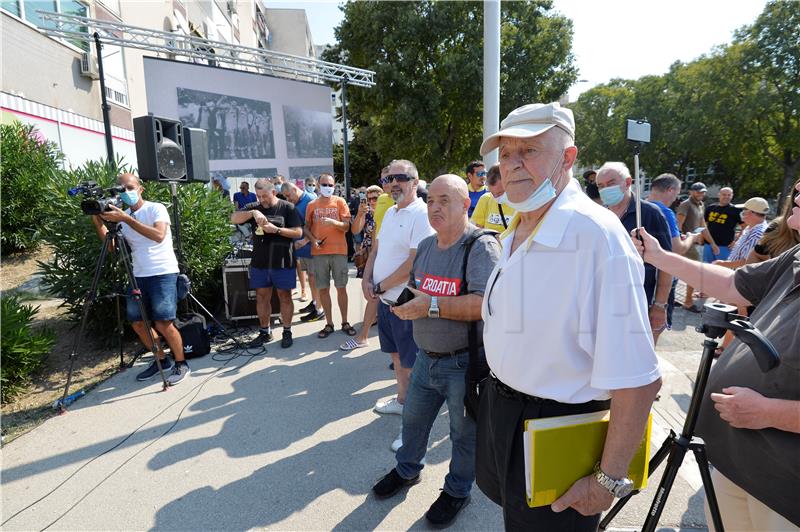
[68, 181, 125, 215]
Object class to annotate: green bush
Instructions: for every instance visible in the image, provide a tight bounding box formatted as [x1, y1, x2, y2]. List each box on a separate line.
[1, 121, 63, 255]
[37, 160, 234, 334]
[1, 295, 56, 402]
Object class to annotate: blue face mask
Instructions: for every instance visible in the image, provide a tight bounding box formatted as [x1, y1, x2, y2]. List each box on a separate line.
[120, 190, 139, 206]
[497, 152, 564, 213]
[599, 185, 625, 206]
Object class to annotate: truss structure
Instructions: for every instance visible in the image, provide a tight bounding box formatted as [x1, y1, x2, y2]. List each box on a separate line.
[37, 11, 375, 87]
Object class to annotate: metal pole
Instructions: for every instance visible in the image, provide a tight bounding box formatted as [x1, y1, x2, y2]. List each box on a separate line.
[94, 32, 115, 165]
[483, 0, 501, 167]
[341, 80, 351, 198]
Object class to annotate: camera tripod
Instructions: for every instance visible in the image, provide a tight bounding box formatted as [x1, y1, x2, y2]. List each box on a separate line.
[599, 302, 780, 532]
[58, 221, 169, 412]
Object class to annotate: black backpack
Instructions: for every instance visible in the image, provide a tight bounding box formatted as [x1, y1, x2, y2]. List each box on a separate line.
[461, 229, 498, 421]
[174, 312, 210, 359]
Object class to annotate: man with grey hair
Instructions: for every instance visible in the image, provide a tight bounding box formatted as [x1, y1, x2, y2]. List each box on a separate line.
[476, 103, 661, 530]
[702, 186, 741, 263]
[363, 159, 434, 450]
[372, 174, 501, 528]
[595, 162, 673, 344]
[231, 178, 303, 348]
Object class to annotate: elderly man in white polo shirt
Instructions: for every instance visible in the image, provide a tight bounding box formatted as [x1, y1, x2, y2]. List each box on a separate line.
[475, 102, 662, 530]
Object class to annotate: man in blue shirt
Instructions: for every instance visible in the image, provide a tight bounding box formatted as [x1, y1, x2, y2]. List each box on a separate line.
[465, 160, 486, 217]
[645, 173, 705, 328]
[596, 162, 673, 344]
[233, 181, 257, 209]
[282, 182, 321, 320]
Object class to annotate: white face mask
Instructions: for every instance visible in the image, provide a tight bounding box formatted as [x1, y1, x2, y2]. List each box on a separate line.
[498, 152, 564, 213]
[319, 185, 335, 198]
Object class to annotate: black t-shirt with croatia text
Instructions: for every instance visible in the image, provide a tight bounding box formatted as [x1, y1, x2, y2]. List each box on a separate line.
[704, 203, 741, 246]
[245, 199, 301, 269]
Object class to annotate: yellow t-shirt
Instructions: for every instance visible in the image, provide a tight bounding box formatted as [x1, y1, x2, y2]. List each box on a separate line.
[374, 193, 396, 235]
[470, 192, 516, 233]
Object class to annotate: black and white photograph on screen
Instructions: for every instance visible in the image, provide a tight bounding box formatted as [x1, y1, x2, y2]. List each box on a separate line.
[177, 88, 276, 161]
[283, 105, 333, 159]
[289, 165, 335, 183]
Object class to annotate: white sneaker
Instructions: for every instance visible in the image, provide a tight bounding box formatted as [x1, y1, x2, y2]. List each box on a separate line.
[391, 430, 403, 452]
[374, 397, 404, 415]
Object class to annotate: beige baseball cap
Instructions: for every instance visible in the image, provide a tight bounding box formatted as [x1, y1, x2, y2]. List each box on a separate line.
[735, 197, 769, 214]
[479, 102, 575, 156]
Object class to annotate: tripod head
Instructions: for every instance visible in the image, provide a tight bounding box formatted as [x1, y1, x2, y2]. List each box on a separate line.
[698, 302, 780, 372]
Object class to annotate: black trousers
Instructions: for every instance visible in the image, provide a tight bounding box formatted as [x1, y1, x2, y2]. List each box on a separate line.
[476, 377, 610, 532]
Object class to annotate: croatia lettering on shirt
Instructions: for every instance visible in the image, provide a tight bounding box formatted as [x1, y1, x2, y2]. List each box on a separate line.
[415, 273, 461, 296]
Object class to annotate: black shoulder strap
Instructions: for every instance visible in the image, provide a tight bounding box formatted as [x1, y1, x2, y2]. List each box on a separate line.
[498, 203, 508, 230]
[460, 228, 497, 376]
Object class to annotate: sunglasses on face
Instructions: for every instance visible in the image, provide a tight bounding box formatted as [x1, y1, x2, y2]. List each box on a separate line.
[476, 171, 487, 177]
[368, 196, 379, 201]
[386, 174, 413, 183]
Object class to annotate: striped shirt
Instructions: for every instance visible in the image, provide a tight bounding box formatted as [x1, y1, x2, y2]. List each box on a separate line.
[728, 221, 768, 261]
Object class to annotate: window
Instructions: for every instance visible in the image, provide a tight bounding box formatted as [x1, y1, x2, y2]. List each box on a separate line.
[99, 35, 129, 107]
[2, 0, 89, 50]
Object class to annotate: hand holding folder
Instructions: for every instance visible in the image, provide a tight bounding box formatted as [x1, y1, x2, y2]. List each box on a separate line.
[522, 410, 652, 508]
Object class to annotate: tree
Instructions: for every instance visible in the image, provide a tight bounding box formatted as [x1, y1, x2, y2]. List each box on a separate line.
[323, 1, 577, 178]
[332, 137, 382, 187]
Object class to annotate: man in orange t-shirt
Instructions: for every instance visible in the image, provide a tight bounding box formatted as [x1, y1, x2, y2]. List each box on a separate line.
[304, 173, 356, 338]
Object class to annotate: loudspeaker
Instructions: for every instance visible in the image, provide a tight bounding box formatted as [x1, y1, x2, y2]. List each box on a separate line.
[133, 115, 187, 182]
[184, 127, 210, 183]
[223, 263, 257, 321]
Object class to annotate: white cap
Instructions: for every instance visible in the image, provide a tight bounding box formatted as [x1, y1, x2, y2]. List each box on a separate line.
[735, 197, 769, 214]
[480, 102, 575, 156]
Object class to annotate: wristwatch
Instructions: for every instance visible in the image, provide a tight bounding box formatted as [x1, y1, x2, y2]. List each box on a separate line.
[651, 301, 668, 310]
[374, 282, 385, 295]
[428, 296, 440, 319]
[275, 227, 281, 236]
[593, 463, 634, 498]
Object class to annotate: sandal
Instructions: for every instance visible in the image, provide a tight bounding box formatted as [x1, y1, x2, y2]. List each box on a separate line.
[340, 338, 368, 351]
[341, 322, 358, 336]
[318, 324, 335, 338]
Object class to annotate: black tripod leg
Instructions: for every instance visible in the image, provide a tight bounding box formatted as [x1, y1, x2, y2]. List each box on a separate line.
[59, 236, 113, 412]
[116, 237, 169, 390]
[600, 430, 675, 530]
[692, 443, 724, 532]
[116, 292, 124, 370]
[642, 442, 689, 532]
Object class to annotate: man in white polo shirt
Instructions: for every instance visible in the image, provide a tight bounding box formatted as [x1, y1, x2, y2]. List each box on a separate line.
[362, 159, 434, 450]
[475, 103, 662, 530]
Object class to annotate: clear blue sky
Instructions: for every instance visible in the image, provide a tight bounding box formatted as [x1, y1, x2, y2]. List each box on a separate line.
[270, 0, 767, 101]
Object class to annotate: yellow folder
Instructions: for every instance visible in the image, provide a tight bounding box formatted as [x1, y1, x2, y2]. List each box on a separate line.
[523, 410, 652, 508]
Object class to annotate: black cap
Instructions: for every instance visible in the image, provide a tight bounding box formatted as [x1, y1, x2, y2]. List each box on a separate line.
[689, 182, 707, 192]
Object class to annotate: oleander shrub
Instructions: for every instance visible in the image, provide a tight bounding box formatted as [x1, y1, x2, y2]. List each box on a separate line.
[1, 121, 63, 255]
[1, 295, 56, 402]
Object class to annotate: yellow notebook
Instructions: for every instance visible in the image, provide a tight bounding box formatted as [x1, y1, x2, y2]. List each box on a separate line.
[523, 410, 652, 508]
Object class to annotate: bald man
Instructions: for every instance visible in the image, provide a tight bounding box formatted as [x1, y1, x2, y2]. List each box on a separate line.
[372, 174, 501, 528]
[91, 173, 189, 385]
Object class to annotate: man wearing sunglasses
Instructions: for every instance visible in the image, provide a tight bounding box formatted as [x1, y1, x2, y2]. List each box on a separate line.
[475, 103, 661, 530]
[92, 173, 189, 385]
[363, 159, 435, 448]
[466, 160, 487, 218]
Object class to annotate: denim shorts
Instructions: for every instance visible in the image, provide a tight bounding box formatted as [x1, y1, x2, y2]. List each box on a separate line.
[377, 301, 418, 368]
[127, 273, 178, 323]
[249, 266, 296, 290]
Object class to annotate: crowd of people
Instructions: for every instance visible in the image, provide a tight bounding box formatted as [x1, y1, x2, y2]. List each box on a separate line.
[102, 101, 798, 531]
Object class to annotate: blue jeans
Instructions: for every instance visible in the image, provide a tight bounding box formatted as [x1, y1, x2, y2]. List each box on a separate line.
[396, 349, 476, 498]
[127, 273, 178, 322]
[703, 244, 731, 263]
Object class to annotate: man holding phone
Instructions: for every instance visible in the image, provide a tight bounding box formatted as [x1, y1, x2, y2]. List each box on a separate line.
[371, 174, 501, 528]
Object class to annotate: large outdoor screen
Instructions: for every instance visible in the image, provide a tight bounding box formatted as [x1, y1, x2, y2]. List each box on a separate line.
[142, 57, 333, 182]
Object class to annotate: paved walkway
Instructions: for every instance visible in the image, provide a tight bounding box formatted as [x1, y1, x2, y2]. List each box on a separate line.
[1, 275, 710, 531]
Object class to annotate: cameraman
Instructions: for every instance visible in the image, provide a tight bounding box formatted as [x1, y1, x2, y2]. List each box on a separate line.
[91, 173, 189, 385]
[632, 178, 800, 530]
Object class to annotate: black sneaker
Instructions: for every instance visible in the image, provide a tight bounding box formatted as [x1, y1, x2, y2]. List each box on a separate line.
[248, 330, 272, 348]
[299, 302, 316, 314]
[425, 491, 470, 529]
[372, 468, 420, 499]
[281, 329, 293, 348]
[136, 358, 173, 381]
[300, 309, 325, 323]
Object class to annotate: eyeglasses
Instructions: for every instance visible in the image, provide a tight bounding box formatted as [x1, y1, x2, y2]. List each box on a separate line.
[367, 196, 379, 201]
[476, 171, 488, 177]
[386, 174, 413, 183]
